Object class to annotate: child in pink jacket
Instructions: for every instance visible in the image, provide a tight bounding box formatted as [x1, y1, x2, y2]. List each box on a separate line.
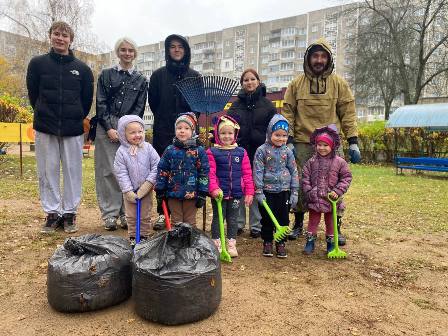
[302, 124, 352, 255]
[207, 115, 254, 257]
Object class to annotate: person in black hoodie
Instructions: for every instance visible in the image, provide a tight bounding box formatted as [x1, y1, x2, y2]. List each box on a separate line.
[94, 37, 148, 231]
[148, 34, 200, 229]
[26, 21, 94, 234]
[227, 68, 277, 238]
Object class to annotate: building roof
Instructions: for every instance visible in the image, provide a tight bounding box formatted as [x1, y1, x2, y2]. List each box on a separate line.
[386, 103, 448, 130]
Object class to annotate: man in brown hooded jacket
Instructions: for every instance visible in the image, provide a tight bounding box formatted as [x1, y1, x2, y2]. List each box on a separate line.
[281, 37, 361, 244]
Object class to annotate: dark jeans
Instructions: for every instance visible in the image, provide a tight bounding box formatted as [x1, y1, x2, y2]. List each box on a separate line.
[211, 198, 240, 240]
[260, 191, 290, 243]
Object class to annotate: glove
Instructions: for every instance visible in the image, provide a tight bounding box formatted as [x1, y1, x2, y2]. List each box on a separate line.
[255, 192, 266, 205]
[124, 191, 137, 203]
[136, 181, 153, 199]
[348, 144, 361, 164]
[195, 195, 206, 208]
[289, 191, 298, 210]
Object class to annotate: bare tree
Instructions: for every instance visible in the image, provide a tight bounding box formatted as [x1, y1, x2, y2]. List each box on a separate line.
[0, 0, 106, 53]
[349, 0, 448, 108]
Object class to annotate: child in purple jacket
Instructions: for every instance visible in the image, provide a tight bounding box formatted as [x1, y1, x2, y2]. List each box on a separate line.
[114, 115, 160, 246]
[301, 124, 352, 255]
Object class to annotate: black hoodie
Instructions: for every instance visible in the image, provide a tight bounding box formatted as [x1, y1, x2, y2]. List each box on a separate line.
[148, 34, 200, 155]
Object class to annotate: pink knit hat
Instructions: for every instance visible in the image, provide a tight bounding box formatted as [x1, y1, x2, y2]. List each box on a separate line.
[315, 133, 334, 149]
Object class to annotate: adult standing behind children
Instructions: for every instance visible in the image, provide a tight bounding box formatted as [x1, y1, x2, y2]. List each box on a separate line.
[27, 21, 94, 234]
[95, 37, 147, 231]
[148, 34, 200, 230]
[281, 37, 360, 244]
[227, 68, 277, 238]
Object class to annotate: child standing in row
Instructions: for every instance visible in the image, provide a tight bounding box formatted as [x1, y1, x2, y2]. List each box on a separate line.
[301, 124, 352, 255]
[155, 113, 209, 226]
[207, 115, 254, 257]
[253, 114, 299, 258]
[114, 115, 160, 246]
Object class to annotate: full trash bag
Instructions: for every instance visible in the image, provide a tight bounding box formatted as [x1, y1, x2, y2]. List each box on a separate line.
[47, 234, 132, 312]
[132, 223, 221, 325]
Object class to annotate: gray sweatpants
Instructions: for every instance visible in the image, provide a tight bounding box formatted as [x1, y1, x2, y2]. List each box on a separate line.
[35, 131, 83, 215]
[94, 125, 124, 220]
[237, 200, 262, 233]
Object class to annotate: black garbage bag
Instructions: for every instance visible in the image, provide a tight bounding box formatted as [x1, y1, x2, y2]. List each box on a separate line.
[132, 223, 221, 325]
[47, 234, 132, 312]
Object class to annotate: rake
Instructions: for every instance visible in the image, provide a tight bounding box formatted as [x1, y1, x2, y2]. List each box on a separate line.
[261, 200, 291, 242]
[215, 194, 232, 263]
[175, 75, 239, 231]
[327, 195, 347, 259]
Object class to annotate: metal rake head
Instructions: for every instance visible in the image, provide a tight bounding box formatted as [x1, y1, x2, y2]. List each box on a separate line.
[175, 75, 239, 114]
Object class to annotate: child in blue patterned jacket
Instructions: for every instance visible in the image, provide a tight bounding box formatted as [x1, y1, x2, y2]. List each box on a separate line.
[155, 113, 209, 226]
[253, 114, 299, 258]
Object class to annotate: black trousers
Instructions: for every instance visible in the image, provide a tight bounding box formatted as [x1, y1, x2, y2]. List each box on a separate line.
[260, 191, 290, 243]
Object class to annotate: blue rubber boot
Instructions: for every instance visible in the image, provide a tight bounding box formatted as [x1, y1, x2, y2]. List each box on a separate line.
[326, 235, 335, 253]
[303, 233, 316, 255]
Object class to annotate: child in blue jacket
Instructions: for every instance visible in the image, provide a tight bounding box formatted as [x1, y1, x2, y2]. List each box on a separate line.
[155, 113, 209, 226]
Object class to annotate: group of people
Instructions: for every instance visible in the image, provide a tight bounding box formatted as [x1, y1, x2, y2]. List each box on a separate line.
[26, 21, 361, 257]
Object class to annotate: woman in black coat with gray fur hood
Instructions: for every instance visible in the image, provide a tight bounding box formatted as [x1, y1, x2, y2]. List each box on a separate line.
[227, 68, 277, 238]
[227, 68, 277, 164]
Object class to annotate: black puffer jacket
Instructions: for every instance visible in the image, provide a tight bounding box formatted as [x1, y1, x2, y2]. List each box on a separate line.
[148, 34, 199, 155]
[96, 67, 147, 131]
[227, 84, 277, 162]
[26, 49, 94, 136]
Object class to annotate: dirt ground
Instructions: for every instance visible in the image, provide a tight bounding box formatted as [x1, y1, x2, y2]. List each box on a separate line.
[0, 197, 447, 336]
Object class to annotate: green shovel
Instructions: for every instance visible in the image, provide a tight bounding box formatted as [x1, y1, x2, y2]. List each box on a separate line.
[261, 200, 291, 242]
[215, 194, 232, 263]
[327, 194, 347, 259]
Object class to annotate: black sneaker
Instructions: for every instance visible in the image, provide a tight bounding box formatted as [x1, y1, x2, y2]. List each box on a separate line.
[40, 213, 63, 233]
[104, 217, 117, 231]
[250, 230, 261, 238]
[262, 242, 274, 257]
[119, 215, 128, 229]
[276, 242, 287, 258]
[63, 213, 78, 233]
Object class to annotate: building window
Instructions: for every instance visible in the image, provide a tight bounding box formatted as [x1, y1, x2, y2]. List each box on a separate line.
[296, 40, 307, 48]
[281, 39, 295, 47]
[280, 62, 294, 71]
[281, 50, 295, 59]
[311, 24, 319, 33]
[297, 28, 306, 35]
[281, 27, 297, 36]
[262, 34, 270, 41]
[270, 53, 280, 61]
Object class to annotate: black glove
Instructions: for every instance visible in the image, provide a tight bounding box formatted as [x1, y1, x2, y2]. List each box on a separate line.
[195, 195, 206, 208]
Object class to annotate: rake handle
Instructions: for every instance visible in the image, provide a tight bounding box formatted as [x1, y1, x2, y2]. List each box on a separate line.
[327, 194, 340, 250]
[161, 199, 171, 231]
[261, 200, 282, 231]
[136, 198, 141, 243]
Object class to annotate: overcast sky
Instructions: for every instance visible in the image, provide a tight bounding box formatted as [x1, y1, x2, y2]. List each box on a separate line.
[92, 0, 351, 49]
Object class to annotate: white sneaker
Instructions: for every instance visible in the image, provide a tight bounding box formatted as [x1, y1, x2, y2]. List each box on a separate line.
[227, 238, 238, 258]
[213, 239, 222, 253]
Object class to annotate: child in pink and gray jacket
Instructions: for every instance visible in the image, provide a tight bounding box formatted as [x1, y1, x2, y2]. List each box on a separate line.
[302, 124, 352, 255]
[207, 115, 254, 258]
